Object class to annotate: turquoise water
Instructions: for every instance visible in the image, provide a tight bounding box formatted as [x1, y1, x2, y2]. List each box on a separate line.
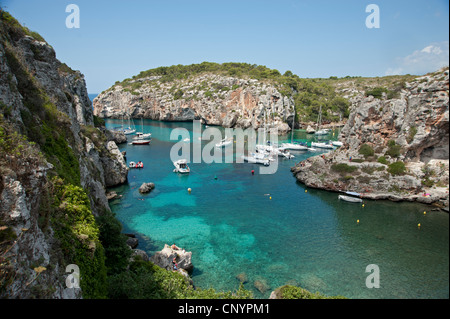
[106, 119, 449, 299]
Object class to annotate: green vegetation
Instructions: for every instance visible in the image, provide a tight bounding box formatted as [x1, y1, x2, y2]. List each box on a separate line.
[331, 163, 358, 174]
[275, 285, 346, 299]
[359, 143, 375, 158]
[0, 10, 46, 43]
[115, 62, 350, 123]
[108, 256, 253, 299]
[96, 210, 131, 276]
[386, 140, 402, 158]
[421, 164, 436, 187]
[365, 80, 406, 100]
[407, 126, 417, 144]
[377, 156, 388, 165]
[388, 161, 406, 176]
[51, 178, 108, 298]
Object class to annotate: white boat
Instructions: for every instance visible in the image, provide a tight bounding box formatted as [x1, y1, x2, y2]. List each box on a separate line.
[277, 147, 294, 159]
[129, 161, 144, 168]
[241, 153, 270, 166]
[216, 136, 233, 148]
[311, 142, 334, 149]
[283, 108, 308, 151]
[133, 132, 152, 140]
[134, 118, 151, 139]
[121, 114, 136, 135]
[281, 142, 308, 151]
[338, 195, 363, 203]
[173, 159, 190, 174]
[131, 139, 151, 145]
[255, 144, 277, 160]
[314, 105, 330, 136]
[123, 127, 136, 135]
[331, 141, 343, 147]
[315, 129, 330, 136]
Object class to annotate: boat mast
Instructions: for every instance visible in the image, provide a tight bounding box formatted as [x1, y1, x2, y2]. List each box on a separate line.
[291, 106, 295, 143]
[317, 104, 322, 131]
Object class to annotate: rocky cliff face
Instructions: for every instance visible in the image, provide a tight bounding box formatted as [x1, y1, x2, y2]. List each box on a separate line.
[93, 74, 294, 133]
[292, 68, 449, 209]
[0, 13, 127, 298]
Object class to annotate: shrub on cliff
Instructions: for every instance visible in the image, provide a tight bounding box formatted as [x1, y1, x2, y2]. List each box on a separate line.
[377, 156, 388, 165]
[388, 161, 406, 176]
[51, 178, 108, 298]
[96, 210, 131, 276]
[359, 144, 375, 158]
[108, 256, 253, 299]
[385, 140, 401, 158]
[274, 285, 346, 299]
[331, 163, 358, 174]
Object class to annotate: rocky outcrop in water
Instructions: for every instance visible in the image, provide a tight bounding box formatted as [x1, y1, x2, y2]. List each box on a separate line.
[292, 68, 449, 209]
[149, 244, 194, 273]
[93, 74, 294, 134]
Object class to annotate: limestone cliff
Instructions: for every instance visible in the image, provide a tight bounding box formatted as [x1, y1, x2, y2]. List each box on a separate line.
[292, 68, 449, 209]
[93, 73, 294, 133]
[0, 12, 127, 298]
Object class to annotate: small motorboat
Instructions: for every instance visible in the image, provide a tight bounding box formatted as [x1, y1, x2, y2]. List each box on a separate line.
[123, 127, 136, 135]
[281, 142, 308, 151]
[129, 161, 144, 169]
[173, 159, 190, 174]
[311, 142, 334, 149]
[338, 195, 363, 203]
[277, 147, 294, 159]
[314, 129, 330, 136]
[331, 141, 343, 147]
[216, 136, 233, 148]
[133, 132, 152, 139]
[131, 139, 151, 145]
[241, 154, 270, 166]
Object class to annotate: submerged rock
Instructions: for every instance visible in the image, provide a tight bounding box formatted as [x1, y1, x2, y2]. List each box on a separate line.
[236, 273, 248, 284]
[253, 278, 270, 294]
[139, 182, 155, 194]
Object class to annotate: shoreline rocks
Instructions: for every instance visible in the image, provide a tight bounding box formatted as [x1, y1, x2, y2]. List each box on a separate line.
[292, 68, 449, 209]
[139, 182, 155, 194]
[93, 74, 295, 135]
[149, 244, 194, 273]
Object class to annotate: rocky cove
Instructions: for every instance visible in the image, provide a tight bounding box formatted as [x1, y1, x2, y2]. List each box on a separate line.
[1, 11, 448, 300]
[291, 68, 449, 211]
[93, 73, 294, 134]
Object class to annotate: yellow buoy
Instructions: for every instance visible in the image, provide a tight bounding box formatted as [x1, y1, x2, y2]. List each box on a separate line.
[423, 211, 427, 215]
[188, 188, 192, 194]
[269, 196, 272, 200]
[357, 219, 360, 224]
[362, 204, 365, 208]
[305, 190, 308, 193]
[418, 223, 421, 228]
